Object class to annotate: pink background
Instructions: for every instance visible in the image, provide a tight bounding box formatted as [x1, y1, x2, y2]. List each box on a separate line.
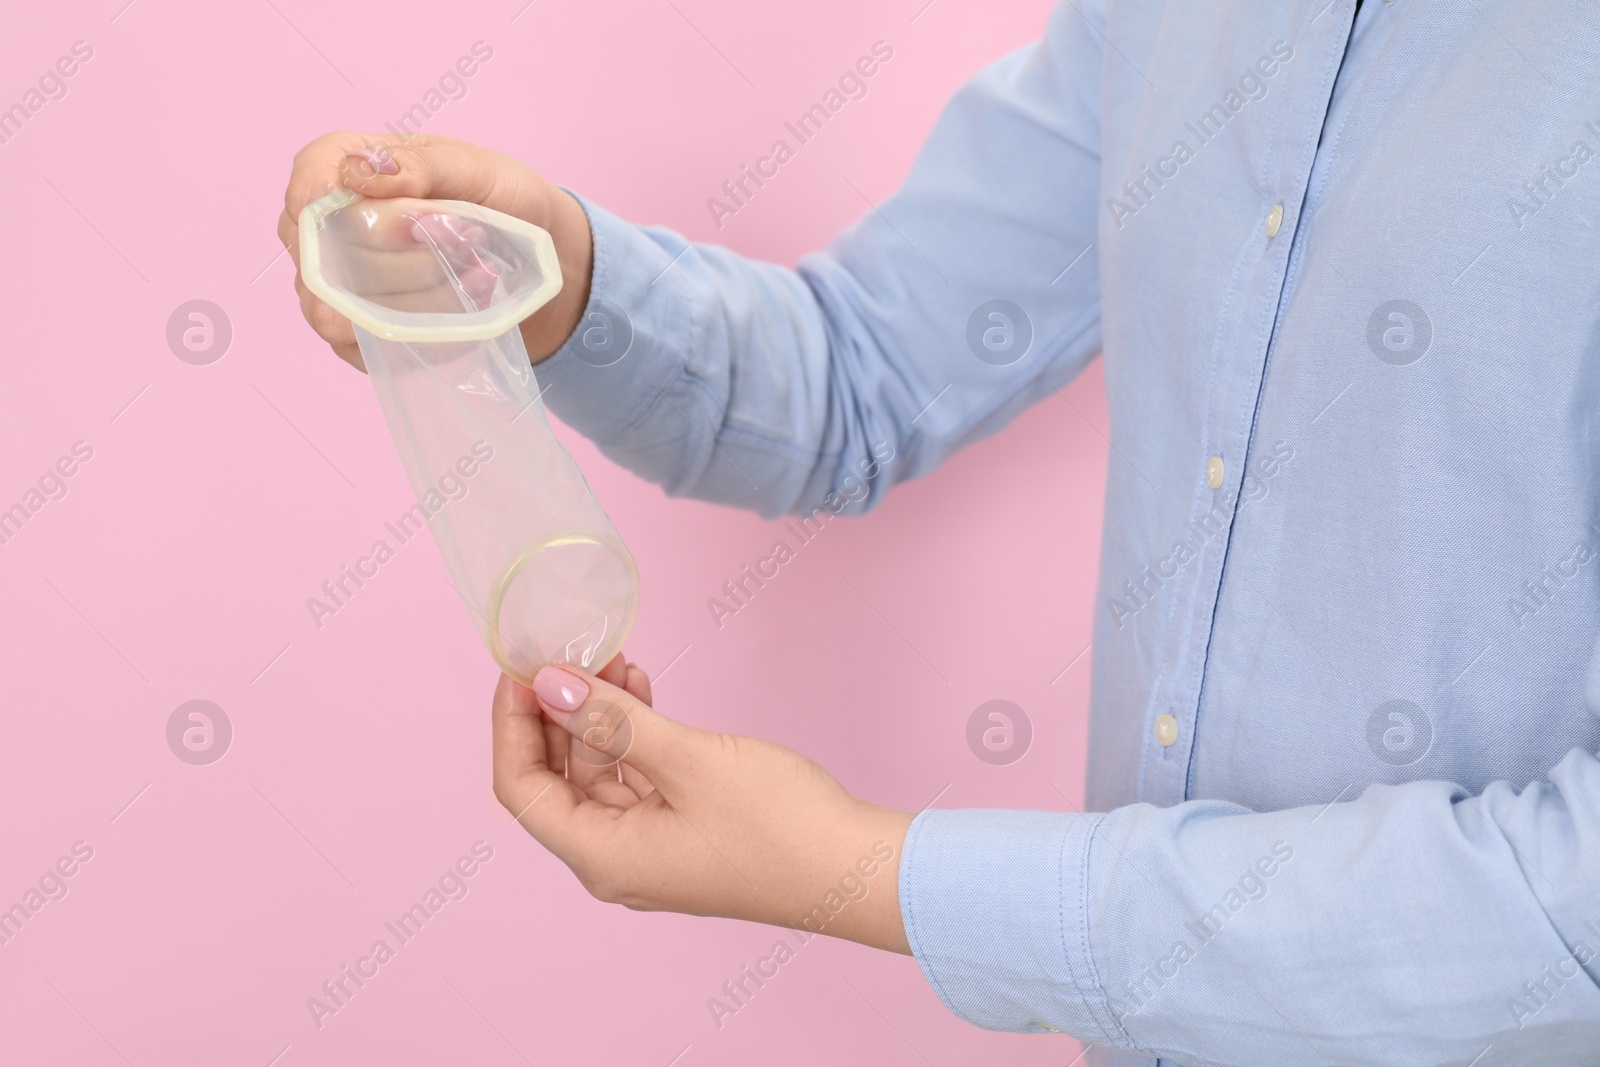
[0, 0, 1108, 1063]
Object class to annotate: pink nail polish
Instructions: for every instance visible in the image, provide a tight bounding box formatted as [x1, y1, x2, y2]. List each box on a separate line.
[533, 666, 589, 712]
[349, 146, 398, 175]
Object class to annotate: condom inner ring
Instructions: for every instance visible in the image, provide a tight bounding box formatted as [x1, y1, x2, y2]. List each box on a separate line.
[486, 532, 640, 683]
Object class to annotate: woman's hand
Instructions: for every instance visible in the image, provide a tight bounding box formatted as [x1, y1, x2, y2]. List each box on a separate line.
[491, 656, 912, 953]
[278, 131, 593, 371]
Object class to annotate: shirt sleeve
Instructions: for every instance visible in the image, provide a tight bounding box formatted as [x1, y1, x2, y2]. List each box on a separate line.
[899, 746, 1600, 1065]
[535, 0, 1106, 518]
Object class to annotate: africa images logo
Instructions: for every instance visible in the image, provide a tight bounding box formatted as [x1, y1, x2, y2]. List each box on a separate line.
[1105, 42, 1294, 230]
[705, 41, 895, 229]
[305, 442, 494, 629]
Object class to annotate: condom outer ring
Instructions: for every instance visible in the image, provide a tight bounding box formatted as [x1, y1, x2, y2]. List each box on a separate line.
[297, 188, 564, 343]
[484, 531, 641, 685]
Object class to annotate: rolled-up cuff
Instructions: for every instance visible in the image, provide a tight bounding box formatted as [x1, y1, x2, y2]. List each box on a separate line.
[899, 806, 1128, 1049]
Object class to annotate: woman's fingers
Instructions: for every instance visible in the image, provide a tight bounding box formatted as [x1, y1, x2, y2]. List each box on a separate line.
[594, 653, 629, 688]
[490, 674, 582, 847]
[625, 663, 653, 706]
[567, 657, 660, 799]
[493, 669, 653, 893]
[322, 243, 448, 296]
[310, 201, 498, 304]
[281, 131, 542, 372]
[619, 663, 657, 799]
[564, 653, 631, 791]
[284, 131, 537, 225]
[543, 715, 567, 778]
[344, 136, 533, 218]
[532, 665, 699, 795]
[284, 132, 385, 223]
[293, 274, 355, 347]
[582, 776, 644, 808]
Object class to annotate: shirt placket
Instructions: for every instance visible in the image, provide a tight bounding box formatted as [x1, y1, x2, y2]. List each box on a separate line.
[1140, 0, 1363, 808]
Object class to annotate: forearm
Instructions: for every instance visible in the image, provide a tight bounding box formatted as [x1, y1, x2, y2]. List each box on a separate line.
[535, 18, 1105, 519]
[901, 750, 1600, 1063]
[766, 802, 912, 955]
[533, 197, 873, 517]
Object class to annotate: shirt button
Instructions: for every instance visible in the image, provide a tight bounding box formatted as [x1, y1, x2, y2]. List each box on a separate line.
[1264, 203, 1284, 237]
[1205, 456, 1225, 489]
[1154, 713, 1179, 747]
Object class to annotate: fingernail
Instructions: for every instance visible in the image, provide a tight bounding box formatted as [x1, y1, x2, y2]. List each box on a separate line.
[349, 146, 398, 175]
[409, 218, 432, 245]
[533, 666, 589, 713]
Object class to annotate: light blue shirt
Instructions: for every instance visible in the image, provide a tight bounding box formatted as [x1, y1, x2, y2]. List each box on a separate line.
[536, 1, 1600, 1063]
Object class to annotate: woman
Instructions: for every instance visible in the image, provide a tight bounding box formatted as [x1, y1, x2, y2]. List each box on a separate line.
[279, 2, 1600, 1062]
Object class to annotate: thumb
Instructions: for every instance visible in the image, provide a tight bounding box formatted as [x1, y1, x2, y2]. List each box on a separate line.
[530, 665, 699, 790]
[342, 133, 544, 222]
[284, 131, 546, 229]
